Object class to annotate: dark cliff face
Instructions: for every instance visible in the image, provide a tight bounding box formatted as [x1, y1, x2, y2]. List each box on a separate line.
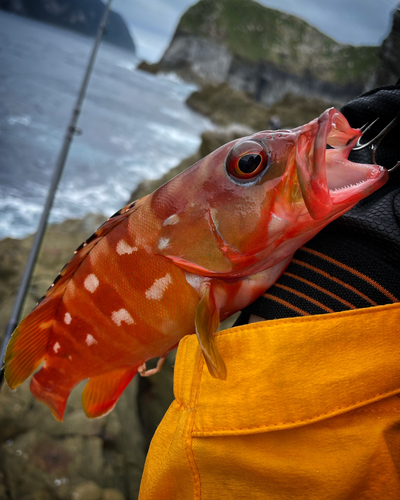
[0, 0, 135, 52]
[371, 4, 400, 87]
[157, 0, 379, 106]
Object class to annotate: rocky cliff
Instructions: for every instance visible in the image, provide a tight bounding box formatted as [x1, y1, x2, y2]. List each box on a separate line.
[0, 0, 135, 52]
[370, 4, 400, 87]
[152, 0, 378, 105]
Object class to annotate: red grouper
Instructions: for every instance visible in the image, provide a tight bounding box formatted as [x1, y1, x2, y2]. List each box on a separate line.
[4, 108, 388, 420]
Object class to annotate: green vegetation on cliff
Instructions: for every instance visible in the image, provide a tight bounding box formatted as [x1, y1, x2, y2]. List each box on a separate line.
[178, 0, 378, 84]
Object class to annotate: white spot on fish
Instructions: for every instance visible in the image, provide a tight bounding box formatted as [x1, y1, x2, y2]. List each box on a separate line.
[68, 355, 72, 361]
[64, 312, 72, 325]
[145, 273, 172, 300]
[163, 214, 180, 226]
[116, 239, 138, 255]
[158, 237, 170, 250]
[53, 342, 60, 353]
[84, 274, 99, 293]
[111, 308, 135, 326]
[85, 334, 97, 346]
[185, 272, 207, 292]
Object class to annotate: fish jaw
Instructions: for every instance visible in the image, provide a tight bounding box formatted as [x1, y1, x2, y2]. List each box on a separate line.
[296, 108, 388, 220]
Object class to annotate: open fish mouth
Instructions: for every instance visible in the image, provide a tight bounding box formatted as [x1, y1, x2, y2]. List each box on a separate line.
[296, 108, 388, 219]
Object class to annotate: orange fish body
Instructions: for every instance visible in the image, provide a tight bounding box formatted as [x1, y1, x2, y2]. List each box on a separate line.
[4, 109, 388, 420]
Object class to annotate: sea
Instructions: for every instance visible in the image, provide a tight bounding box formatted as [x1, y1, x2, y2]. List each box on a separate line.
[0, 11, 213, 240]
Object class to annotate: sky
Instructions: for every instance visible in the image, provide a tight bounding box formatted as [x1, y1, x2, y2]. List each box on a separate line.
[110, 0, 400, 62]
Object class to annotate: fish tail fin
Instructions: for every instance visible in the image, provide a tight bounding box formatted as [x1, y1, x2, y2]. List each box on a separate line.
[30, 366, 75, 421]
[4, 299, 58, 389]
[81, 367, 138, 418]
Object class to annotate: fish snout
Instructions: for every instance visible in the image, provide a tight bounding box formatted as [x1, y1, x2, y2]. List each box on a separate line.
[296, 109, 387, 220]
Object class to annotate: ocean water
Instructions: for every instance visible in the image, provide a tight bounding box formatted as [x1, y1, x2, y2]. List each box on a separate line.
[0, 11, 213, 240]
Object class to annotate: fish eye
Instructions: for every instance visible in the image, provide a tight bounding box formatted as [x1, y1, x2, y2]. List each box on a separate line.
[226, 140, 269, 182]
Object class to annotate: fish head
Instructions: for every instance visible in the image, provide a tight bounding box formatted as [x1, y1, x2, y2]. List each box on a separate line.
[153, 108, 388, 277]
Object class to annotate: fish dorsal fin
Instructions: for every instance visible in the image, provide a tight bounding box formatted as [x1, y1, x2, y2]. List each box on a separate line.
[195, 286, 227, 380]
[4, 197, 147, 390]
[82, 367, 138, 418]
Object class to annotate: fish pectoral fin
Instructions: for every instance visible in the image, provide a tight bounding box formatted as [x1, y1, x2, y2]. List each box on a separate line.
[82, 367, 138, 418]
[195, 286, 227, 380]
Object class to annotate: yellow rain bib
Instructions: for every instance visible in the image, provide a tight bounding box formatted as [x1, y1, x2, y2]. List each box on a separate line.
[139, 303, 400, 500]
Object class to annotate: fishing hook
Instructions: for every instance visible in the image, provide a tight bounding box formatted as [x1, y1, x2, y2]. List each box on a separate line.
[353, 110, 400, 173]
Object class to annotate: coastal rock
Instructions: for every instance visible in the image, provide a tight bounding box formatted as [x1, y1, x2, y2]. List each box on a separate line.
[147, 0, 378, 106]
[186, 82, 268, 129]
[0, 0, 135, 52]
[370, 4, 400, 87]
[159, 33, 233, 85]
[186, 82, 335, 130]
[70, 482, 103, 500]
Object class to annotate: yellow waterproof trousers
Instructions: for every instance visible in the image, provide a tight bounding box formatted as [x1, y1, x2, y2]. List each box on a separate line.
[139, 303, 400, 500]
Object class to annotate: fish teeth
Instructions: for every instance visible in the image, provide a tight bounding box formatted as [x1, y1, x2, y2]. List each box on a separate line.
[331, 179, 365, 192]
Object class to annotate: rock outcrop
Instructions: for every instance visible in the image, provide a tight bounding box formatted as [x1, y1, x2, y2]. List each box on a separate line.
[0, 0, 135, 52]
[185, 82, 335, 129]
[149, 0, 378, 106]
[370, 4, 400, 87]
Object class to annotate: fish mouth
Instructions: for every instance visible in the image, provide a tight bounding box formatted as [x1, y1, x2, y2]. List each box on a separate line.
[296, 108, 388, 220]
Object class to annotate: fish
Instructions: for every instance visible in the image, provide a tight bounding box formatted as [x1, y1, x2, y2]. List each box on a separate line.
[4, 108, 388, 421]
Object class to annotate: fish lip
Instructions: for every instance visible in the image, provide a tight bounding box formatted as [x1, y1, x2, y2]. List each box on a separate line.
[295, 108, 388, 220]
[296, 108, 388, 220]
[323, 109, 388, 205]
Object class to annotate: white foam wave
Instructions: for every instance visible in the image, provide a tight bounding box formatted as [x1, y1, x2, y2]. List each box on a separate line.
[0, 195, 43, 239]
[158, 72, 196, 89]
[115, 60, 136, 72]
[160, 107, 187, 120]
[147, 122, 199, 145]
[7, 115, 32, 126]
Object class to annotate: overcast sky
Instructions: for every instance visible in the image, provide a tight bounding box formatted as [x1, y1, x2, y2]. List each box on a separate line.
[110, 0, 399, 62]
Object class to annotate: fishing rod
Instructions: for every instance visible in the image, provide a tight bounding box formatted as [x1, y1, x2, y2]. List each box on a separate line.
[0, 0, 113, 389]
